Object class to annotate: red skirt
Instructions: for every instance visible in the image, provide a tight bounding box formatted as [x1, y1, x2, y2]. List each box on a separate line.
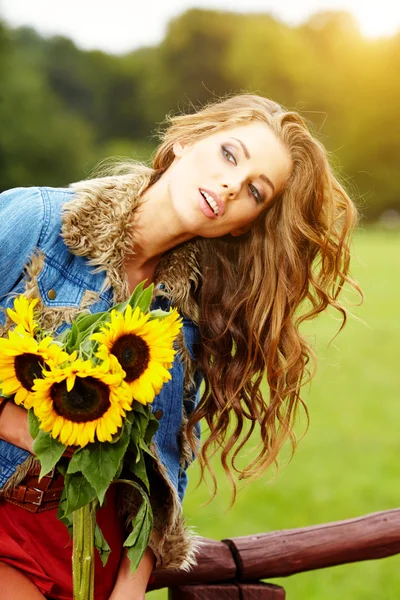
[0, 485, 125, 600]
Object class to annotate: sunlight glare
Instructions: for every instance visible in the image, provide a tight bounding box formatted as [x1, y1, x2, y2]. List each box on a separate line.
[353, 5, 400, 39]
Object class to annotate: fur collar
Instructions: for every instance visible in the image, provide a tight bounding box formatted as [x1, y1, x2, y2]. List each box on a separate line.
[63, 168, 201, 323]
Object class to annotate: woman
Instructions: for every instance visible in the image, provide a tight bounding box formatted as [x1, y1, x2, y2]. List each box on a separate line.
[0, 94, 360, 599]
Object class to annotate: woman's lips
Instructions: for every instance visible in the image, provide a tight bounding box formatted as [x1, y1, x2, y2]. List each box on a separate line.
[198, 188, 225, 218]
[198, 189, 218, 219]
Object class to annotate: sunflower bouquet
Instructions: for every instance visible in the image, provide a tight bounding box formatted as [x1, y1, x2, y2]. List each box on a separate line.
[0, 284, 182, 600]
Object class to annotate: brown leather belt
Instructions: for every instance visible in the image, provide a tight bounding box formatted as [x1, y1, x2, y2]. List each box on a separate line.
[3, 462, 64, 513]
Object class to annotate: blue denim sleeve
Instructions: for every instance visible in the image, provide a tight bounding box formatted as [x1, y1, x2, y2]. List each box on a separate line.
[0, 441, 30, 489]
[177, 321, 203, 502]
[0, 187, 45, 299]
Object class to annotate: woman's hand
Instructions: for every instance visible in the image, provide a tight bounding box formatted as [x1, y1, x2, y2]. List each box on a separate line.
[108, 547, 155, 600]
[0, 400, 34, 453]
[0, 398, 75, 457]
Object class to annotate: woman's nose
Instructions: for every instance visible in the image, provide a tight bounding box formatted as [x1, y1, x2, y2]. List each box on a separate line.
[222, 180, 241, 199]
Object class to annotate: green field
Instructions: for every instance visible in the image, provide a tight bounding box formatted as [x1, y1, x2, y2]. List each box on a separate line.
[148, 228, 400, 599]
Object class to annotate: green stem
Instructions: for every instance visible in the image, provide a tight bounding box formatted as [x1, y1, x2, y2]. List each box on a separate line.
[72, 500, 97, 600]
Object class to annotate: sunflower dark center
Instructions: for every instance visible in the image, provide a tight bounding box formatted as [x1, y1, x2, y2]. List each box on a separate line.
[14, 353, 44, 391]
[50, 376, 110, 422]
[111, 334, 150, 382]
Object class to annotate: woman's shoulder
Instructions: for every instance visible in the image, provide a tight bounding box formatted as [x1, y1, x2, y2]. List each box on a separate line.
[0, 185, 75, 206]
[0, 187, 70, 299]
[0, 186, 76, 240]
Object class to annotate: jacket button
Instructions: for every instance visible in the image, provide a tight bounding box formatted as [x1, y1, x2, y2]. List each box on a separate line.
[47, 289, 57, 300]
[154, 409, 163, 420]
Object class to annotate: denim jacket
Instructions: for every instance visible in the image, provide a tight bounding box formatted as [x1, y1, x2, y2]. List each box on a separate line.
[0, 175, 202, 568]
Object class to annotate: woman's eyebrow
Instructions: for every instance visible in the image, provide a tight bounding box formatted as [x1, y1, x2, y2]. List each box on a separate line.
[230, 137, 276, 195]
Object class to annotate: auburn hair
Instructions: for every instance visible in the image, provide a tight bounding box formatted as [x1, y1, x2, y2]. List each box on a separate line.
[149, 94, 362, 499]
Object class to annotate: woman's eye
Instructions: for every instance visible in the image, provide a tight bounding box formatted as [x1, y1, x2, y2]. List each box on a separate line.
[249, 183, 263, 204]
[221, 145, 236, 165]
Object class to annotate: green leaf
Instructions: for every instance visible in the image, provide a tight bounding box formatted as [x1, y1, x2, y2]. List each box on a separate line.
[64, 319, 79, 353]
[78, 336, 97, 359]
[32, 429, 66, 478]
[67, 419, 132, 505]
[62, 310, 111, 353]
[117, 480, 153, 574]
[131, 401, 149, 416]
[52, 327, 71, 346]
[124, 495, 148, 548]
[56, 459, 68, 476]
[130, 419, 142, 447]
[129, 448, 149, 491]
[27, 409, 40, 439]
[63, 472, 97, 517]
[126, 501, 153, 573]
[57, 489, 73, 534]
[130, 405, 149, 443]
[94, 524, 111, 567]
[144, 412, 159, 445]
[114, 461, 124, 481]
[110, 299, 129, 313]
[139, 438, 156, 459]
[148, 309, 173, 320]
[129, 406, 157, 450]
[127, 281, 146, 309]
[136, 285, 154, 314]
[74, 311, 108, 332]
[136, 412, 150, 438]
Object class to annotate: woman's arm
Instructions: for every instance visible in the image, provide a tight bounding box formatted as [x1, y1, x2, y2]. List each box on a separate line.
[0, 399, 155, 599]
[0, 399, 34, 453]
[108, 547, 155, 600]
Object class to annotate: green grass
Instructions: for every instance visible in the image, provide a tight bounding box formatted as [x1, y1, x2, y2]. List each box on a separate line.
[148, 228, 400, 599]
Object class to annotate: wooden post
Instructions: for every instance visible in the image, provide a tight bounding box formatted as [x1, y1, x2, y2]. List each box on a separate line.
[169, 582, 285, 599]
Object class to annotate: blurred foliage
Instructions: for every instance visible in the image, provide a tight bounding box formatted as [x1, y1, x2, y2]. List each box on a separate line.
[0, 9, 399, 219]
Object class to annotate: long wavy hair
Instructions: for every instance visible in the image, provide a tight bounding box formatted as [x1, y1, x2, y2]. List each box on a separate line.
[149, 94, 361, 499]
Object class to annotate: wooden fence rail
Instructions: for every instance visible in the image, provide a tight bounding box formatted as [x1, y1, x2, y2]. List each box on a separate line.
[148, 508, 400, 597]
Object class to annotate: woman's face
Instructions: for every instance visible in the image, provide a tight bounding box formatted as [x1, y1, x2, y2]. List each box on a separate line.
[166, 120, 292, 238]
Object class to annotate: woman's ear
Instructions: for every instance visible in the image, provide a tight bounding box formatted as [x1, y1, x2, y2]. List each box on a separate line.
[173, 141, 185, 158]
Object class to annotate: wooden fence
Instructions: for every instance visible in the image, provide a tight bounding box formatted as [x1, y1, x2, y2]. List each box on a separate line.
[148, 508, 400, 598]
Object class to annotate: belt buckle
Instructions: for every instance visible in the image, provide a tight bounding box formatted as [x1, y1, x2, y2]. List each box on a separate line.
[32, 488, 45, 506]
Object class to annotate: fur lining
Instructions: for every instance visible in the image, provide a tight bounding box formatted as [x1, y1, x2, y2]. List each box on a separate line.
[1, 171, 203, 569]
[0, 455, 38, 496]
[65, 170, 202, 319]
[64, 171, 151, 301]
[155, 242, 201, 325]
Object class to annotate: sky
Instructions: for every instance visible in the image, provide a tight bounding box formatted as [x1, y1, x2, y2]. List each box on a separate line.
[1, 0, 400, 55]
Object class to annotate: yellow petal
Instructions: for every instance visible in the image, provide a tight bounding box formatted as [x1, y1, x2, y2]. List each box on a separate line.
[66, 373, 76, 392]
[52, 416, 64, 439]
[60, 420, 73, 445]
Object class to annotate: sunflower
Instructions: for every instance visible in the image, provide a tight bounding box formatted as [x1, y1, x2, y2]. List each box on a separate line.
[91, 305, 182, 405]
[31, 356, 133, 447]
[0, 329, 68, 409]
[7, 296, 39, 335]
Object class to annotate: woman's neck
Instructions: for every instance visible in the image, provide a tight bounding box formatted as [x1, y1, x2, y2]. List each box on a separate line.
[128, 174, 192, 266]
[123, 172, 193, 291]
